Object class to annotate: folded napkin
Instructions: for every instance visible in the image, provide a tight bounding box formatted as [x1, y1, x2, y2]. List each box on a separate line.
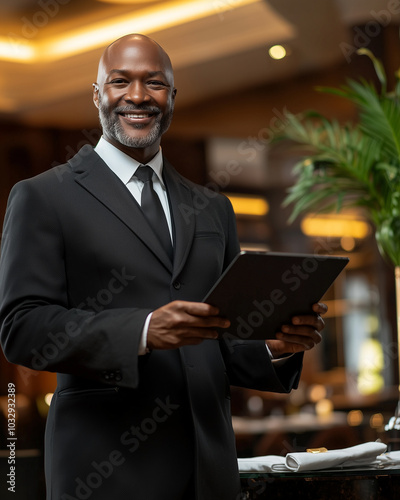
[238, 442, 387, 473]
[378, 450, 400, 468]
[238, 455, 286, 473]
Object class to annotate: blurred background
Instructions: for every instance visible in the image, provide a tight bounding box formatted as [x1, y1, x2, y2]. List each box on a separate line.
[0, 1, 399, 498]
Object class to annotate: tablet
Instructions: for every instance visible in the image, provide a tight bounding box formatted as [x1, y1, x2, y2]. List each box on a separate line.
[203, 251, 349, 340]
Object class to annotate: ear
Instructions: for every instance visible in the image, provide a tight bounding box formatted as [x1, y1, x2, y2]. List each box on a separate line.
[92, 83, 100, 109]
[172, 87, 177, 101]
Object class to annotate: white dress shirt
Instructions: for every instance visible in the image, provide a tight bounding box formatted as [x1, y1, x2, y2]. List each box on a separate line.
[94, 137, 173, 239]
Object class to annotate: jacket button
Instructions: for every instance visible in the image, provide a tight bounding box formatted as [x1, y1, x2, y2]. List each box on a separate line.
[173, 281, 181, 290]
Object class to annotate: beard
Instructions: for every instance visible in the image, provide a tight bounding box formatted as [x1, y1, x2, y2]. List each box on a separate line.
[97, 98, 174, 148]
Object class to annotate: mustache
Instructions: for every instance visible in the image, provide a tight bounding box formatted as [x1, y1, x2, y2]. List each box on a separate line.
[114, 105, 161, 114]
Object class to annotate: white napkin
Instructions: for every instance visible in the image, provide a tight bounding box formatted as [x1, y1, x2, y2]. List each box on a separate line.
[285, 442, 387, 471]
[238, 442, 387, 473]
[237, 455, 287, 473]
[378, 450, 400, 468]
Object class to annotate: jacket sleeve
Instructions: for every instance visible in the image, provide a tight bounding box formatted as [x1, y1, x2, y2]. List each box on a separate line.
[220, 338, 303, 393]
[0, 179, 148, 389]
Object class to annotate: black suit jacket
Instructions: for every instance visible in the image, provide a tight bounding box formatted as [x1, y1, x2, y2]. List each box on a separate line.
[0, 146, 303, 500]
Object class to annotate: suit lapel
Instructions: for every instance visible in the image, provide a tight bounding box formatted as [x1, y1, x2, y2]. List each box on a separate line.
[68, 145, 173, 273]
[163, 158, 196, 281]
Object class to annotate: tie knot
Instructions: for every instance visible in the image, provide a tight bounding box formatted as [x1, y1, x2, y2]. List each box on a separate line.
[135, 165, 153, 183]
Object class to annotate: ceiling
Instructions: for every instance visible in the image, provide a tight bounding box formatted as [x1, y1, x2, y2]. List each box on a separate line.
[0, 0, 398, 128]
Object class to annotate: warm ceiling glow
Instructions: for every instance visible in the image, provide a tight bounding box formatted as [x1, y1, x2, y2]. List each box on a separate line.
[0, 0, 260, 63]
[0, 37, 35, 63]
[97, 0, 158, 3]
[301, 215, 370, 239]
[226, 194, 269, 216]
[268, 44, 286, 60]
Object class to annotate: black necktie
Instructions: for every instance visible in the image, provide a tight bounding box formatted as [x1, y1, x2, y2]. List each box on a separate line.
[134, 165, 173, 259]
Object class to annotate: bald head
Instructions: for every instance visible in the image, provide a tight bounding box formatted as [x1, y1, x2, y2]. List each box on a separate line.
[96, 34, 174, 88]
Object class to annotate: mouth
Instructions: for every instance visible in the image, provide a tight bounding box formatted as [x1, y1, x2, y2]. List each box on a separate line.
[118, 109, 159, 125]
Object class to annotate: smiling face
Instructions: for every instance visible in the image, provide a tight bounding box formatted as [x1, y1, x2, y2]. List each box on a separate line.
[93, 34, 177, 163]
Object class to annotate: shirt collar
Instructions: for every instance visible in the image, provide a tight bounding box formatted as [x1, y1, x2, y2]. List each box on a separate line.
[94, 136, 165, 187]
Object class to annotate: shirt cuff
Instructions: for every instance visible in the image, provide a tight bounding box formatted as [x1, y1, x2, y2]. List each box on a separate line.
[265, 342, 294, 365]
[138, 312, 152, 355]
[265, 342, 273, 359]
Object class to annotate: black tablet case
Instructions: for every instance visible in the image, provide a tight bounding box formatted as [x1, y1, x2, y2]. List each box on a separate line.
[203, 251, 349, 340]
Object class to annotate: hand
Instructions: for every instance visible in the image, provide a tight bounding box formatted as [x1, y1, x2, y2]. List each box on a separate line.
[147, 300, 230, 350]
[266, 302, 327, 358]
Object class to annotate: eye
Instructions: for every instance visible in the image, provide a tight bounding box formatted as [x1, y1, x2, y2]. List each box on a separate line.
[108, 78, 127, 85]
[147, 80, 167, 88]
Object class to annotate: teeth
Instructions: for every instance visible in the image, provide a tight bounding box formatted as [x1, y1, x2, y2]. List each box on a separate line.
[125, 113, 150, 119]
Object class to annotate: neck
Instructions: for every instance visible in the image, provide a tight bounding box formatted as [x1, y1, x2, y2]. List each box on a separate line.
[103, 136, 161, 164]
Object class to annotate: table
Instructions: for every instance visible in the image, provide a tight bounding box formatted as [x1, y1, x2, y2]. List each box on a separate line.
[233, 412, 348, 435]
[240, 467, 400, 499]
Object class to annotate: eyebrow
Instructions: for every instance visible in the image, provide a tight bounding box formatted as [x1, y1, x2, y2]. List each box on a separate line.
[107, 69, 168, 79]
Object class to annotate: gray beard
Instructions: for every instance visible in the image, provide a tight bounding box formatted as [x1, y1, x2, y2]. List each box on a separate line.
[98, 101, 173, 149]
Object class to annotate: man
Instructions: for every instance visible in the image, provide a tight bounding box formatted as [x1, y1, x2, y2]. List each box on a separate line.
[0, 34, 326, 500]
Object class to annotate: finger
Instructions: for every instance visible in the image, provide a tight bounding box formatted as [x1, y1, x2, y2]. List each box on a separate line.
[276, 331, 322, 349]
[291, 314, 325, 331]
[180, 313, 230, 329]
[177, 302, 230, 328]
[267, 333, 321, 356]
[312, 302, 328, 315]
[180, 301, 221, 317]
[281, 324, 322, 341]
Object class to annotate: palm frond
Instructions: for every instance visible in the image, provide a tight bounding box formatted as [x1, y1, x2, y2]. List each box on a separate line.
[270, 50, 400, 266]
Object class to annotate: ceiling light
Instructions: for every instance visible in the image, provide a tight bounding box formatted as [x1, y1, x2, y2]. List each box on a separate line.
[225, 194, 269, 216]
[301, 214, 370, 239]
[0, 0, 260, 63]
[0, 37, 35, 63]
[268, 44, 286, 60]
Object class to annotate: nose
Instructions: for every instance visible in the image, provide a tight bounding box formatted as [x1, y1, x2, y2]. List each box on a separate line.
[124, 81, 150, 104]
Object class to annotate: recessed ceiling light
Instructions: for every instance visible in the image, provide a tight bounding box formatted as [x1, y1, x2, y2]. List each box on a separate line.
[268, 44, 286, 60]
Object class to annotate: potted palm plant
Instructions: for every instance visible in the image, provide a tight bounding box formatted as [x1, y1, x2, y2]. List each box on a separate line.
[271, 48, 400, 435]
